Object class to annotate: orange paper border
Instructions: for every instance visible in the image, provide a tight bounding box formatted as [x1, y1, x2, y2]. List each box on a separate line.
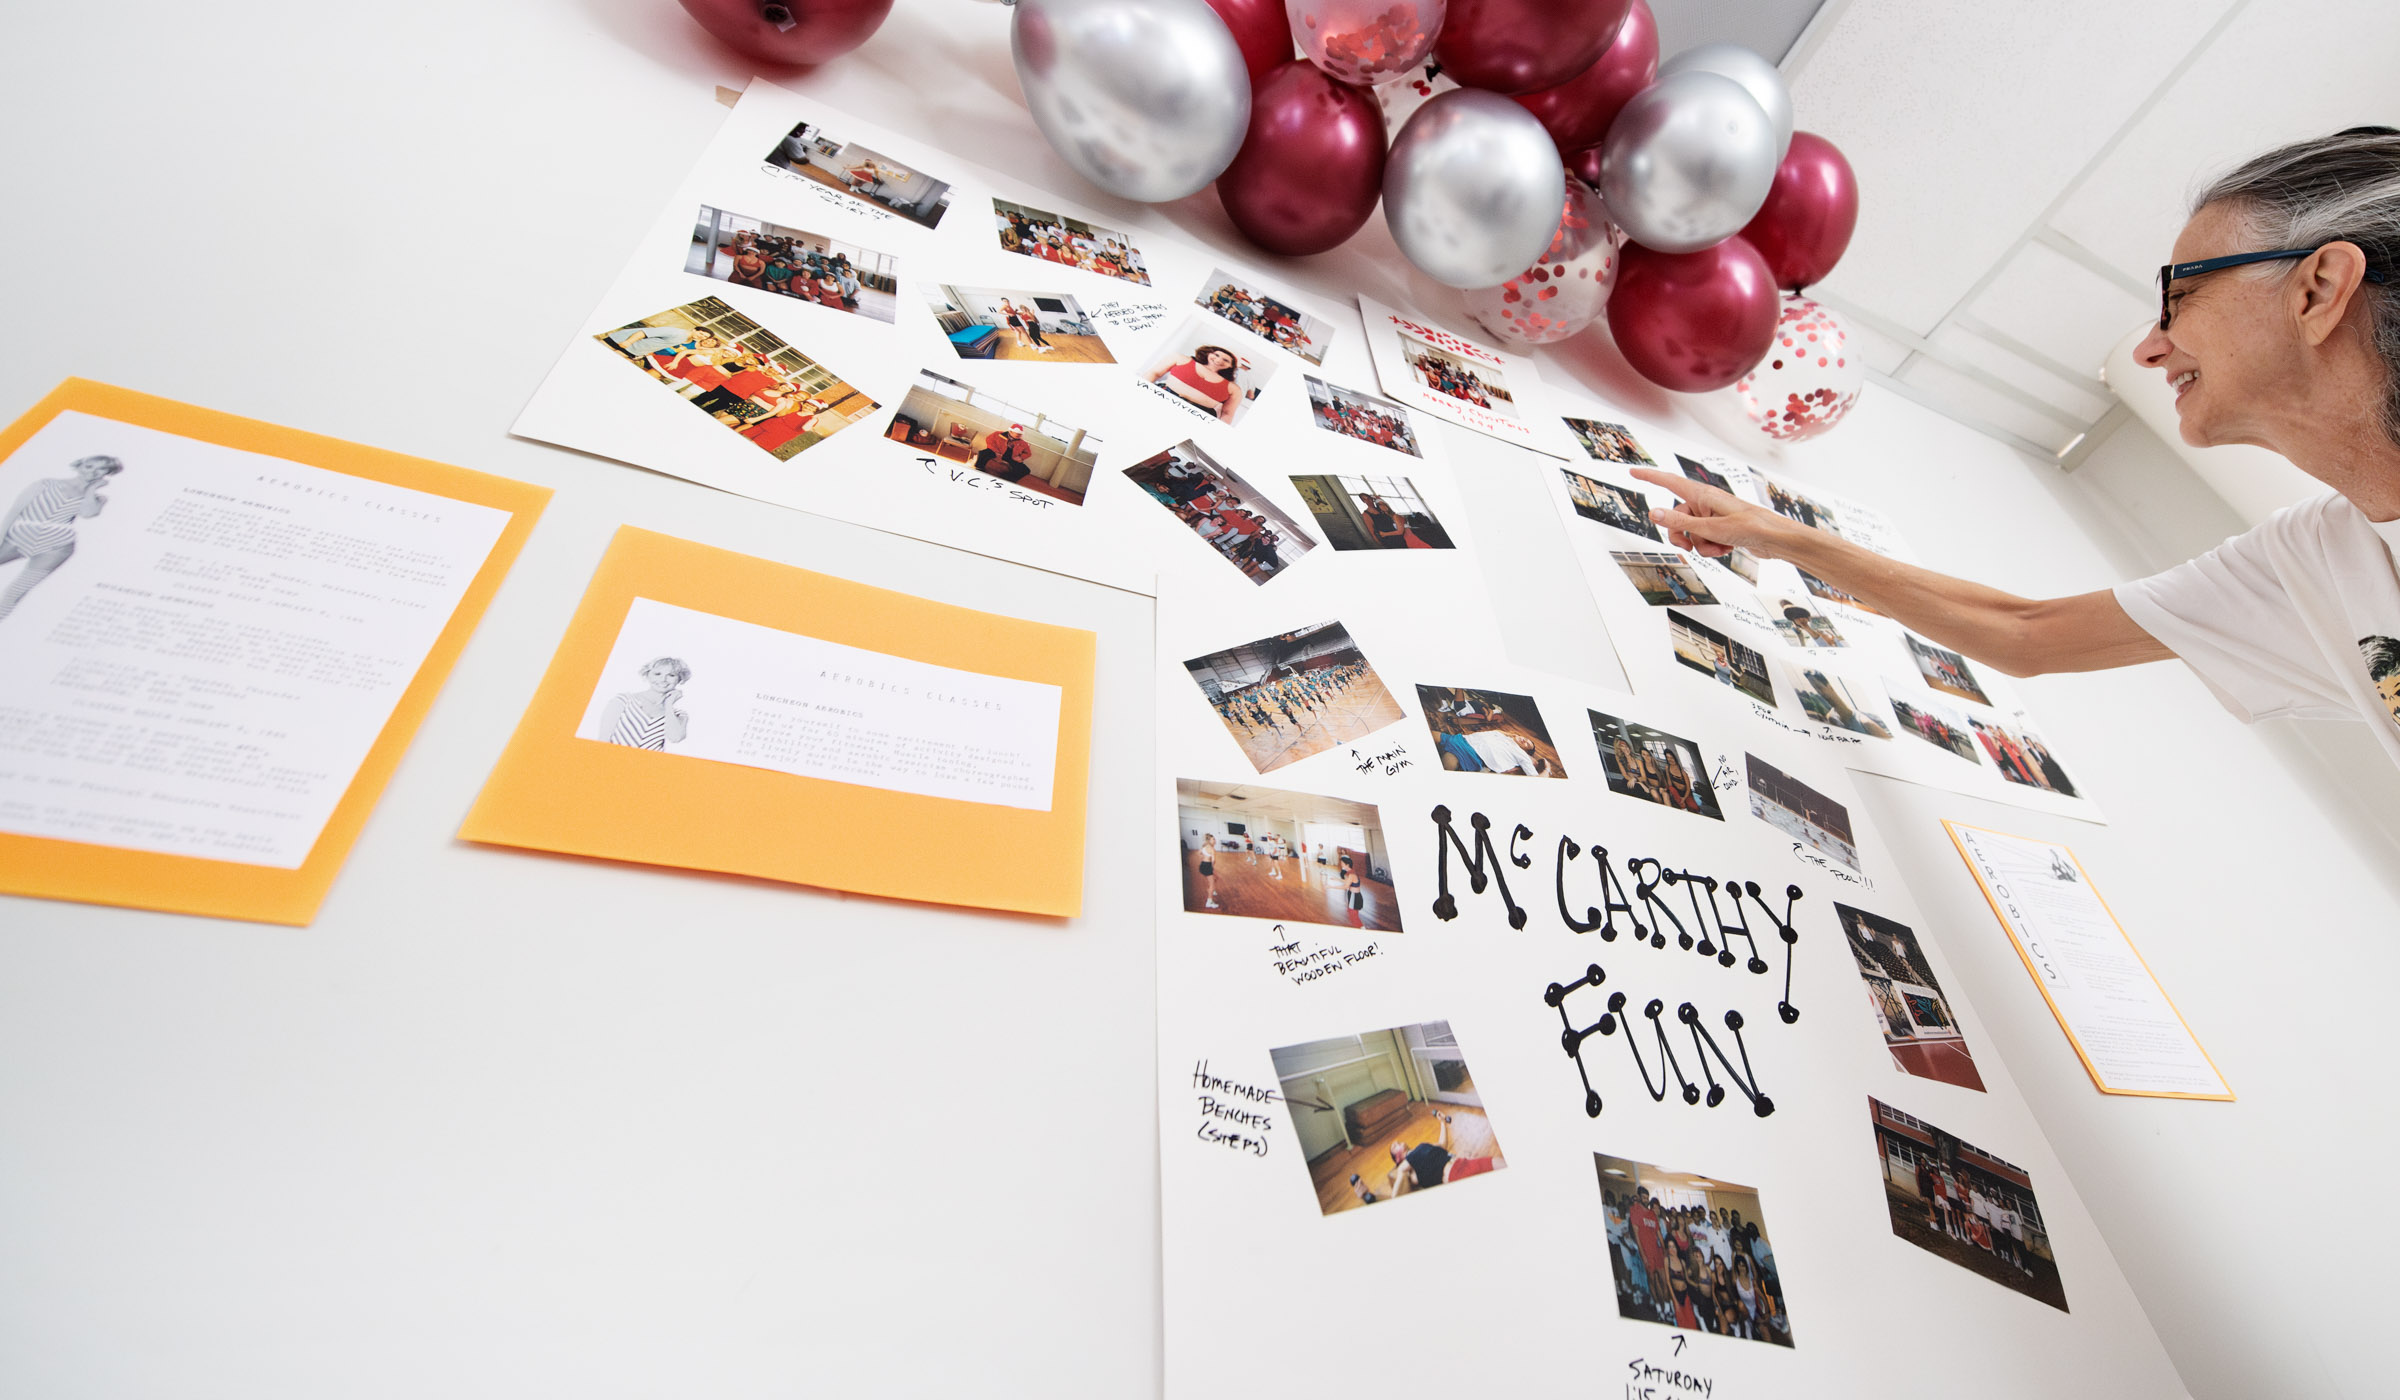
[0, 379, 550, 926]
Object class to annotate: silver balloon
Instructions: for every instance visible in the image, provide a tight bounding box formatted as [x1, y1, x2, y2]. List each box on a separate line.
[1657, 42, 1794, 159]
[1011, 0, 1252, 204]
[1598, 70, 1780, 254]
[1384, 89, 1567, 289]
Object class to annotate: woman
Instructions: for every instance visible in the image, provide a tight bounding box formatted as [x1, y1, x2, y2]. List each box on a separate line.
[1149, 345, 1246, 424]
[999, 298, 1050, 355]
[657, 333, 728, 398]
[599, 657, 690, 750]
[1339, 852, 1365, 928]
[973, 424, 1036, 482]
[691, 354, 775, 421]
[1360, 494, 1429, 549]
[727, 243, 767, 288]
[762, 257, 794, 297]
[740, 394, 823, 456]
[0, 453, 121, 621]
[1730, 1254, 1762, 1340]
[1197, 834, 1219, 910]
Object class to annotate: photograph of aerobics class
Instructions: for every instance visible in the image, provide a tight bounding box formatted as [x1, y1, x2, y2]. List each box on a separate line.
[1290, 473, 1454, 551]
[919, 283, 1113, 364]
[1677, 453, 1732, 491]
[1124, 440, 1315, 584]
[1141, 316, 1277, 427]
[1746, 753, 1860, 872]
[1762, 476, 1848, 538]
[597, 297, 880, 463]
[1794, 667, 1893, 739]
[764, 121, 951, 228]
[1838, 903, 1986, 1092]
[1562, 469, 1661, 541]
[1304, 376, 1421, 457]
[1417, 685, 1567, 777]
[1565, 416, 1650, 464]
[1184, 620, 1404, 775]
[1870, 1098, 2066, 1312]
[1271, 1021, 1505, 1217]
[1597, 1154, 1794, 1347]
[1611, 549, 1719, 607]
[1769, 593, 1846, 648]
[1668, 608, 1776, 707]
[992, 199, 1152, 285]
[1907, 632, 1994, 706]
[1590, 710, 1723, 820]
[1195, 268, 1334, 364]
[1173, 780, 1398, 931]
[883, 368, 1100, 505]
[1892, 688, 1981, 762]
[686, 205, 899, 323]
[1402, 333, 1515, 417]
[1973, 716, 2079, 797]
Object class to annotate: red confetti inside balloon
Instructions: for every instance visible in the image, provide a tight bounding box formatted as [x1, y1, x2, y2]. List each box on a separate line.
[1733, 293, 1864, 440]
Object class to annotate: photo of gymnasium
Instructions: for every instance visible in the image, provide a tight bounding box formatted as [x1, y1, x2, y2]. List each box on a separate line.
[1668, 608, 1775, 706]
[992, 199, 1151, 285]
[1907, 632, 1994, 705]
[1796, 668, 1894, 738]
[883, 368, 1099, 505]
[1973, 717, 2079, 797]
[1402, 334, 1515, 417]
[1174, 780, 1398, 931]
[1417, 685, 1567, 777]
[1304, 377, 1421, 457]
[764, 122, 951, 228]
[1124, 440, 1315, 585]
[687, 205, 898, 322]
[598, 297, 880, 462]
[1184, 621, 1404, 774]
[919, 283, 1112, 363]
[1590, 710, 1723, 820]
[1598, 1154, 1793, 1346]
[1892, 690, 1980, 762]
[1195, 269, 1333, 363]
[1870, 1098, 2066, 1312]
[1562, 469, 1661, 541]
[1290, 473, 1453, 551]
[1271, 1021, 1504, 1216]
[1611, 549, 1719, 607]
[1563, 416, 1652, 465]
[1838, 903, 1986, 1092]
[1676, 453, 1732, 491]
[1746, 754, 1860, 872]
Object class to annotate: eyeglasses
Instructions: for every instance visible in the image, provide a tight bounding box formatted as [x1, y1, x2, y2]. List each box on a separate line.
[2157, 244, 2391, 329]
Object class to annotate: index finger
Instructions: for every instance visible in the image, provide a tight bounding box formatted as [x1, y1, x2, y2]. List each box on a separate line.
[1627, 465, 1731, 509]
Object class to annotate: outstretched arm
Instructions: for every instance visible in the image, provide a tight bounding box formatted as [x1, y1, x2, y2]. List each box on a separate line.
[1627, 467, 2171, 678]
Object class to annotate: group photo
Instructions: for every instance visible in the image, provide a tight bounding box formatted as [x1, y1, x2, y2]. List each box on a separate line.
[1564, 416, 1655, 466]
[1906, 633, 1994, 706]
[1973, 716, 2078, 797]
[1562, 469, 1661, 542]
[1839, 903, 1985, 1092]
[1173, 780, 1397, 931]
[764, 121, 951, 228]
[1184, 621, 1402, 774]
[919, 283, 1112, 364]
[992, 199, 1151, 285]
[1746, 753, 1860, 872]
[1763, 477, 1849, 538]
[1272, 1022, 1504, 1216]
[1590, 710, 1723, 820]
[1402, 334, 1515, 417]
[686, 205, 897, 322]
[598, 297, 879, 462]
[1598, 1155, 1793, 1347]
[883, 368, 1100, 505]
[1123, 440, 1315, 585]
[1304, 377, 1420, 457]
[1194, 269, 1332, 363]
[1611, 549, 1720, 607]
[1668, 608, 1776, 707]
[1290, 473, 1452, 552]
[1871, 1098, 2066, 1312]
[1892, 689, 1980, 762]
[1141, 318, 1275, 427]
[1417, 685, 1567, 778]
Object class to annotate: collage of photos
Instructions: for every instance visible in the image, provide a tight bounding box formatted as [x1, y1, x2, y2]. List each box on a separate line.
[1418, 686, 1567, 777]
[1906, 634, 1993, 706]
[1142, 321, 1275, 426]
[1124, 440, 1315, 584]
[1598, 1155, 1793, 1346]
[1273, 1022, 1505, 1216]
[1305, 377, 1421, 457]
[1590, 711, 1723, 819]
[884, 369, 1099, 504]
[765, 121, 952, 228]
[992, 199, 1151, 284]
[1185, 621, 1403, 773]
[599, 297, 879, 462]
[1612, 549, 1719, 607]
[1562, 470, 1661, 541]
[1870, 1098, 2066, 1311]
[1892, 689, 1980, 762]
[1763, 477, 1846, 537]
[1196, 270, 1333, 363]
[1290, 473, 1453, 551]
[1794, 668, 1893, 739]
[1973, 717, 2078, 797]
[1668, 609, 1776, 706]
[920, 283, 1112, 364]
[1403, 335, 1515, 416]
[1564, 417, 1653, 466]
[1838, 903, 1985, 1092]
[688, 205, 897, 322]
[1174, 780, 1397, 930]
[1746, 753, 1860, 872]
[1768, 594, 1846, 648]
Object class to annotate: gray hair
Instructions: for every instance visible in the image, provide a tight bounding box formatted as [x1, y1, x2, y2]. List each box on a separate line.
[2192, 126, 2400, 446]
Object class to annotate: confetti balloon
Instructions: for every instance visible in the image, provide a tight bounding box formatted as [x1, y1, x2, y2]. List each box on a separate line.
[1287, 0, 1446, 87]
[676, 0, 894, 65]
[1734, 294, 1864, 440]
[1462, 175, 1618, 347]
[1374, 60, 1457, 142]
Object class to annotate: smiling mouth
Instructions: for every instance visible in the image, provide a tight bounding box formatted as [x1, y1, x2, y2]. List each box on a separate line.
[2171, 370, 2199, 401]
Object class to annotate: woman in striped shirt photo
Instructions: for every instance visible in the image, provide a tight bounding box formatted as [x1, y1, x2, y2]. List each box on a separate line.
[598, 656, 691, 751]
[0, 452, 121, 622]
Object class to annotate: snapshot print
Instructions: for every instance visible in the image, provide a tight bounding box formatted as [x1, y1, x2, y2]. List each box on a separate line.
[884, 368, 1101, 505]
[1870, 1098, 2067, 1311]
[1124, 439, 1315, 584]
[1418, 685, 1567, 778]
[1185, 620, 1404, 774]
[1272, 1021, 1506, 1217]
[0, 446, 123, 625]
[1746, 752, 1860, 872]
[1305, 377, 1422, 458]
[1973, 716, 2078, 797]
[1839, 903, 1986, 1092]
[1562, 470, 1661, 542]
[1801, 565, 1883, 616]
[1762, 477, 1846, 537]
[1716, 546, 1764, 586]
[920, 283, 1113, 364]
[1676, 453, 1733, 492]
[1402, 333, 1516, 418]
[1768, 594, 1846, 649]
[592, 654, 693, 752]
[1794, 667, 1893, 738]
[1195, 269, 1334, 363]
[1906, 633, 1993, 706]
[992, 199, 1151, 285]
[1174, 779, 1398, 931]
[1590, 711, 1723, 820]
[1891, 688, 1979, 762]
[1141, 317, 1278, 427]
[1612, 549, 1719, 607]
[1290, 473, 1454, 551]
[764, 121, 952, 228]
[598, 297, 880, 463]
[2365, 635, 2400, 729]
[1668, 609, 1775, 707]
[1563, 416, 1653, 466]
[1598, 1154, 1793, 1347]
[687, 205, 898, 322]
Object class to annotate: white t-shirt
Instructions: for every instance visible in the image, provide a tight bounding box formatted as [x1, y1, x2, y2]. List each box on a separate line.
[2114, 494, 2400, 769]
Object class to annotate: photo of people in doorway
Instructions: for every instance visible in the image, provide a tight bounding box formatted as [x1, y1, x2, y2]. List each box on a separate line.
[1417, 685, 1567, 777]
[1668, 609, 1775, 707]
[1838, 903, 1985, 1092]
[1184, 621, 1404, 774]
[1891, 688, 1980, 762]
[1174, 780, 1398, 930]
[920, 283, 1113, 364]
[883, 369, 1101, 505]
[764, 121, 952, 228]
[1141, 317, 1277, 427]
[686, 205, 897, 322]
[1746, 753, 1860, 872]
[1289, 473, 1453, 551]
[1304, 377, 1421, 457]
[1562, 469, 1661, 541]
[1194, 269, 1334, 363]
[1563, 417, 1653, 466]
[1906, 632, 1994, 706]
[1597, 1154, 1794, 1347]
[1273, 1021, 1505, 1216]
[1971, 716, 2078, 797]
[1402, 333, 1516, 417]
[1124, 439, 1315, 584]
[1870, 1098, 2066, 1311]
[597, 297, 879, 462]
[1611, 549, 1719, 607]
[1590, 711, 1723, 820]
[991, 199, 1152, 285]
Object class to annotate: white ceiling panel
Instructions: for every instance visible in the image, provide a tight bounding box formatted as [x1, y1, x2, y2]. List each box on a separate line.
[1967, 240, 2155, 381]
[1894, 356, 2085, 453]
[1839, 315, 1915, 375]
[1927, 324, 2116, 423]
[1650, 0, 1827, 64]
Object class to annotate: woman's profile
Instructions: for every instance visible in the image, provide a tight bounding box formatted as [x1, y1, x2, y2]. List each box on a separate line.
[0, 453, 122, 621]
[1149, 344, 1246, 423]
[600, 656, 692, 750]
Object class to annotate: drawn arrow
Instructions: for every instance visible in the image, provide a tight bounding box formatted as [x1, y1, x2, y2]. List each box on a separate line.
[1288, 1096, 1336, 1114]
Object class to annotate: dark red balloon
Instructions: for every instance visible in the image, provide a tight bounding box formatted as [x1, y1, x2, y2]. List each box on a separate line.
[1203, 0, 1296, 91]
[1217, 60, 1387, 256]
[1567, 144, 1606, 187]
[1739, 131, 1860, 292]
[1433, 0, 1632, 95]
[1511, 0, 1657, 154]
[677, 0, 894, 66]
[1607, 237, 1781, 393]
